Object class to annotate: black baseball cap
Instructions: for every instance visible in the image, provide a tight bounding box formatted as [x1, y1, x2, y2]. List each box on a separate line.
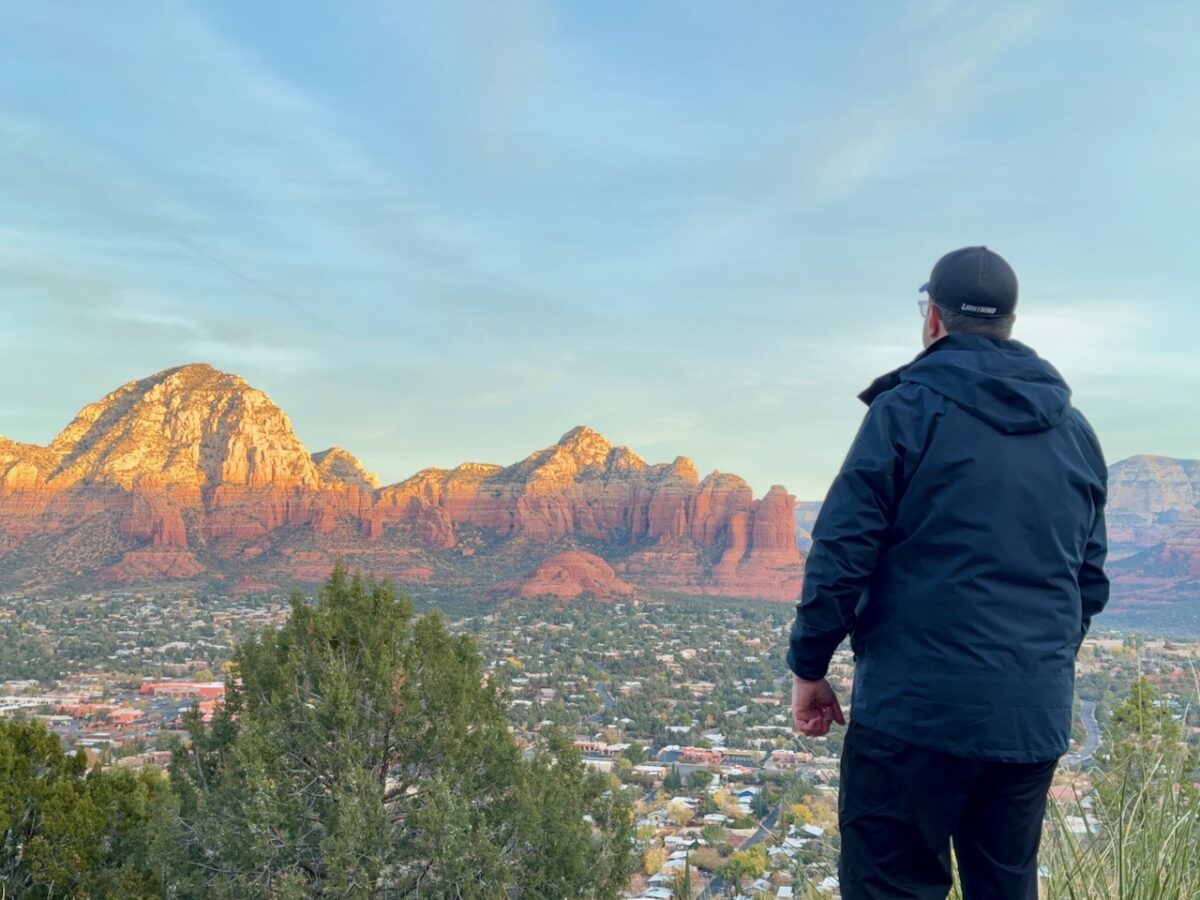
[919, 246, 1017, 318]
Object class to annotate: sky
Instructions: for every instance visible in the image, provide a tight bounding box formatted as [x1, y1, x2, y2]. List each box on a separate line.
[2, 1, 1199, 499]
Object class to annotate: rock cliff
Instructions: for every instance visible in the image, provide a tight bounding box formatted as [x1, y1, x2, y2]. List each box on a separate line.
[1106, 456, 1200, 603]
[0, 365, 804, 600]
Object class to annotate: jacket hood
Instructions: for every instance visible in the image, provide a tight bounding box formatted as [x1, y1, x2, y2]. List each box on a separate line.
[860, 335, 1072, 434]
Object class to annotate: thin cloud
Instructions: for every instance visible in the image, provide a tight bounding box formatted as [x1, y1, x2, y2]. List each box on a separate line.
[0, 6, 545, 334]
[674, 1, 1056, 254]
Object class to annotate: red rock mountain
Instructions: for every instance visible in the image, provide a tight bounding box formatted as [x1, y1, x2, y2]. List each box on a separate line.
[493, 551, 635, 601]
[0, 364, 804, 600]
[1105, 456, 1200, 610]
[1106, 455, 1200, 553]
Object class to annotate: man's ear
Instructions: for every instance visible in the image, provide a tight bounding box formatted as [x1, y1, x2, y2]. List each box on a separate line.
[927, 303, 942, 339]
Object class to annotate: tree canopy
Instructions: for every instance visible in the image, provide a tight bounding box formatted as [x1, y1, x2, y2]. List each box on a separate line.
[0, 719, 168, 899]
[167, 564, 634, 897]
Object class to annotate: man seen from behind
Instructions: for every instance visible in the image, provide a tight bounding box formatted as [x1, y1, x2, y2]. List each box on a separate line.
[786, 246, 1109, 900]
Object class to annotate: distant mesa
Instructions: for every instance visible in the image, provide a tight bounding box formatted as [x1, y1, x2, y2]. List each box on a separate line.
[1107, 455, 1200, 525]
[0, 363, 805, 601]
[1102, 456, 1200, 606]
[793, 500, 823, 552]
[1104, 457, 1200, 611]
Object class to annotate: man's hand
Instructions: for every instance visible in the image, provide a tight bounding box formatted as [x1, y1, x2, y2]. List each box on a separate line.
[792, 674, 846, 737]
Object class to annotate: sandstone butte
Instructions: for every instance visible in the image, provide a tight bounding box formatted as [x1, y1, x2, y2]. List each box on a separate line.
[492, 551, 636, 601]
[0, 364, 805, 601]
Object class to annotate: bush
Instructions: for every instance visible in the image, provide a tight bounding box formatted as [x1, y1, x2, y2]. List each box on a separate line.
[1033, 675, 1199, 900]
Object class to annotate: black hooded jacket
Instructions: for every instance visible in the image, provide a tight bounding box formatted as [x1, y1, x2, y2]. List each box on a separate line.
[786, 334, 1108, 762]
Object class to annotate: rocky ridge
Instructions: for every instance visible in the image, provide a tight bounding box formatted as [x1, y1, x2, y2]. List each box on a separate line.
[0, 364, 803, 600]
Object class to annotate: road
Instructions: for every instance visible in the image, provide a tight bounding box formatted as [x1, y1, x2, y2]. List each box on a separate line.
[586, 681, 617, 723]
[1064, 699, 1101, 766]
[596, 682, 616, 712]
[739, 808, 779, 851]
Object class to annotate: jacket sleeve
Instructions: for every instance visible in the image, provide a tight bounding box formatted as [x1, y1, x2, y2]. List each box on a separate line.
[787, 391, 919, 681]
[1078, 482, 1109, 650]
[1075, 418, 1109, 653]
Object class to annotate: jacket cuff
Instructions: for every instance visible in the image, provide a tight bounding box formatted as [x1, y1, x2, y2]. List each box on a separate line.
[786, 630, 844, 681]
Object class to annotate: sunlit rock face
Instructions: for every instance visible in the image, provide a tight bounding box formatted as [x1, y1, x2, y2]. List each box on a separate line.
[1104, 456, 1200, 598]
[1107, 455, 1200, 524]
[1105, 456, 1199, 554]
[0, 365, 804, 600]
[371, 427, 805, 600]
[492, 550, 636, 601]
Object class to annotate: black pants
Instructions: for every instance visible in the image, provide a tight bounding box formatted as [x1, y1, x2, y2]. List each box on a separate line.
[838, 720, 1058, 900]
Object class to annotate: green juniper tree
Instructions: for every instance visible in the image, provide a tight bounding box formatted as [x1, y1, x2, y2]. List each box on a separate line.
[1093, 676, 1194, 811]
[166, 564, 634, 898]
[663, 765, 683, 793]
[0, 719, 168, 899]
